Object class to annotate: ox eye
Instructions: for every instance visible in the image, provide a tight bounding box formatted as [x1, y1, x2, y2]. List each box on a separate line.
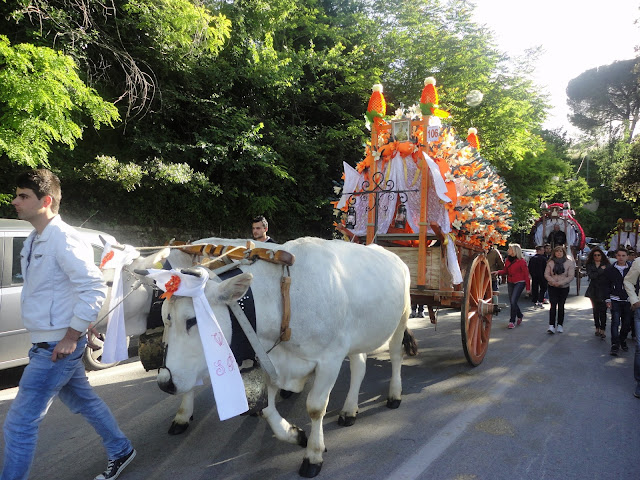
[186, 317, 197, 331]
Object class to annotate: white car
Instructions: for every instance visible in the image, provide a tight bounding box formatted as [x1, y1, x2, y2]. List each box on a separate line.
[522, 248, 536, 264]
[0, 219, 117, 371]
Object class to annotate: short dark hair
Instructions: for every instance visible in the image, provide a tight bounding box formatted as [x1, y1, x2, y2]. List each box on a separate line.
[544, 243, 551, 248]
[535, 245, 544, 251]
[252, 215, 268, 228]
[616, 246, 628, 254]
[16, 169, 62, 214]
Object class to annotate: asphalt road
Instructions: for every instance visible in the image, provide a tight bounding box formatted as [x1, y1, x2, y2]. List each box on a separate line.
[1, 281, 638, 480]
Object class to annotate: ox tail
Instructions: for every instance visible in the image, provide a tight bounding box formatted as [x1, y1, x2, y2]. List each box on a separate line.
[402, 328, 418, 356]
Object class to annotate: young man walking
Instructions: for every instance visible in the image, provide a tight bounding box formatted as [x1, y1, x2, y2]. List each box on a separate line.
[603, 247, 632, 356]
[528, 245, 548, 308]
[623, 255, 640, 398]
[1, 169, 135, 480]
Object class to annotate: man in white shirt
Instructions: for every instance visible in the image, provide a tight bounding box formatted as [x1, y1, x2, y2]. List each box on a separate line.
[623, 255, 640, 398]
[1, 169, 136, 480]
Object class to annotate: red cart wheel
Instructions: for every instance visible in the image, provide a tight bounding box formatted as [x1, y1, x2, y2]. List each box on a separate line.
[461, 254, 493, 366]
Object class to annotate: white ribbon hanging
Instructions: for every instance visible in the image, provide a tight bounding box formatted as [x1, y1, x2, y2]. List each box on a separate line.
[146, 268, 248, 420]
[99, 243, 140, 363]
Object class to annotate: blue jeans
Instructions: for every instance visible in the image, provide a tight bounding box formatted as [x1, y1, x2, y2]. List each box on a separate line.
[610, 300, 631, 347]
[634, 308, 640, 384]
[1, 338, 132, 480]
[507, 281, 525, 323]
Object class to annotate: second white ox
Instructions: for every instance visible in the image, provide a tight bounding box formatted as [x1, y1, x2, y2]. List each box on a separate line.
[153, 237, 412, 477]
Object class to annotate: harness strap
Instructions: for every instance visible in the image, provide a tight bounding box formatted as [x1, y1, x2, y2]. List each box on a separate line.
[280, 268, 292, 341]
[227, 301, 279, 383]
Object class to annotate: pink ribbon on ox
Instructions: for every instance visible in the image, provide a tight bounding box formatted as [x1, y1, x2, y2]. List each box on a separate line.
[146, 268, 248, 420]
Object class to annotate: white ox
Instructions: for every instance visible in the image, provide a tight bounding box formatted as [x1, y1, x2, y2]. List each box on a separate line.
[152, 237, 412, 477]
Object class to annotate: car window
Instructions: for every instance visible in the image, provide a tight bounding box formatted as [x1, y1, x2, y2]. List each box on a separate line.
[91, 245, 103, 266]
[11, 237, 25, 285]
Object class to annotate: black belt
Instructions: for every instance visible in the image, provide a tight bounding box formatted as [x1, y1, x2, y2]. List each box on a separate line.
[34, 342, 50, 349]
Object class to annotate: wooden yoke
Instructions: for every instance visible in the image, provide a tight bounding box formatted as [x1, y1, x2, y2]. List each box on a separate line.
[172, 241, 295, 267]
[171, 240, 295, 342]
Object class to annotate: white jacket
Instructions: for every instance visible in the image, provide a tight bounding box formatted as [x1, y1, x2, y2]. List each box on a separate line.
[20, 215, 107, 343]
[624, 257, 640, 305]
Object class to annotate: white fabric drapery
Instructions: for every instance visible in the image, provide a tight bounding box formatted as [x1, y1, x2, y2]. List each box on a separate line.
[342, 152, 462, 284]
[99, 243, 140, 363]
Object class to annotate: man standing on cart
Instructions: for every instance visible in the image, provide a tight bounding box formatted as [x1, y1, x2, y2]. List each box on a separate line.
[547, 224, 567, 248]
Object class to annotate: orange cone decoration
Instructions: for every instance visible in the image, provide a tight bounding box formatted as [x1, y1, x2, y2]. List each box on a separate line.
[366, 84, 386, 125]
[420, 77, 450, 118]
[467, 127, 479, 150]
[420, 77, 438, 105]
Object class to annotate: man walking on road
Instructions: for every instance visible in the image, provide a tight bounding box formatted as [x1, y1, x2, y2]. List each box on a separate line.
[1, 169, 136, 480]
[528, 245, 547, 308]
[623, 255, 640, 398]
[604, 247, 632, 357]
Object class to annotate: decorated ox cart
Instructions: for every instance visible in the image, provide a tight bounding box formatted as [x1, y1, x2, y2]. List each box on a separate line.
[333, 79, 512, 366]
[529, 202, 586, 294]
[605, 218, 640, 254]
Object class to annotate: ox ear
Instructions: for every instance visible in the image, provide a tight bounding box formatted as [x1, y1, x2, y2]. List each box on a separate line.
[206, 273, 253, 306]
[134, 247, 171, 269]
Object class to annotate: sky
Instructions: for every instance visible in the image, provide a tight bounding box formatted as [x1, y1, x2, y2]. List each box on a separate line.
[471, 0, 639, 137]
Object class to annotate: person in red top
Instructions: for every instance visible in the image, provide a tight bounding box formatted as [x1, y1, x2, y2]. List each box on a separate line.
[493, 243, 531, 329]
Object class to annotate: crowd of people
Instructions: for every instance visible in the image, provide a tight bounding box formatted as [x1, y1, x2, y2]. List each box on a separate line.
[489, 236, 640, 399]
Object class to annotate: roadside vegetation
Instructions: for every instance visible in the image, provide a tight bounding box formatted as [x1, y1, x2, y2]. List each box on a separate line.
[0, 0, 637, 241]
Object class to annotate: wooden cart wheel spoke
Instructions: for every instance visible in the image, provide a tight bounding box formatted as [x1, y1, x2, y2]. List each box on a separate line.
[461, 254, 493, 366]
[467, 311, 478, 340]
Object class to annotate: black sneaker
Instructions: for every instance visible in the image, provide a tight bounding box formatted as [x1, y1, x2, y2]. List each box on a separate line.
[610, 344, 619, 356]
[94, 449, 136, 480]
[621, 341, 629, 352]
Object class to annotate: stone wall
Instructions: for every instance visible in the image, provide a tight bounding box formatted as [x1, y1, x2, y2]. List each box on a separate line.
[65, 216, 238, 247]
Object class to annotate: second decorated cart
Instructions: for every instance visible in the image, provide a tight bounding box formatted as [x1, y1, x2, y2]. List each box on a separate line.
[334, 79, 512, 366]
[530, 202, 586, 295]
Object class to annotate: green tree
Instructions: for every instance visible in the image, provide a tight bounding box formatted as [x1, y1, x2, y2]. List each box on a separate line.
[0, 35, 119, 168]
[567, 58, 640, 142]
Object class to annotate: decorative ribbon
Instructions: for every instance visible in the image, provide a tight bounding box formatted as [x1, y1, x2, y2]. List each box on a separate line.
[442, 232, 457, 246]
[99, 243, 140, 364]
[146, 268, 248, 420]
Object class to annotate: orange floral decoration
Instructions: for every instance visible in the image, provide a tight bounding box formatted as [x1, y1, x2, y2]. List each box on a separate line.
[161, 275, 181, 300]
[99, 250, 114, 269]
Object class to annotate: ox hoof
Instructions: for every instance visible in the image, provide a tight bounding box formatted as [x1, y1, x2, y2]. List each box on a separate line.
[168, 421, 190, 435]
[280, 389, 294, 399]
[299, 458, 323, 478]
[295, 427, 308, 447]
[337, 414, 357, 427]
[386, 398, 402, 409]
